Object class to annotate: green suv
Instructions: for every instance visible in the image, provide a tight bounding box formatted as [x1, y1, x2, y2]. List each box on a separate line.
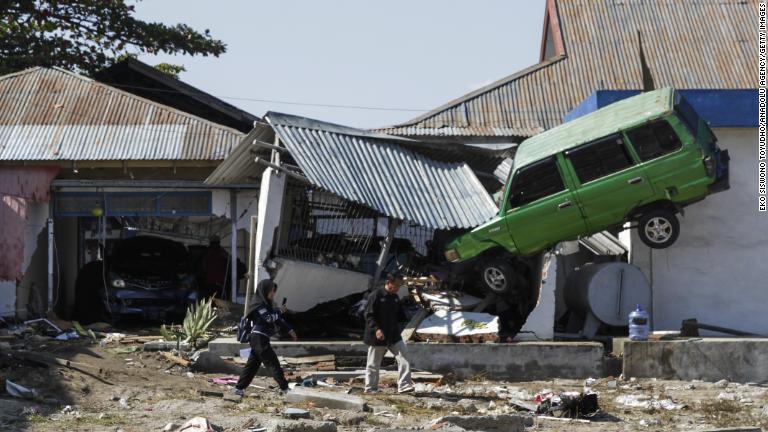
[445, 88, 729, 294]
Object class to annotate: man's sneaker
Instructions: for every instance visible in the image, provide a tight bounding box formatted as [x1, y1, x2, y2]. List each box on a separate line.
[233, 388, 245, 397]
[398, 386, 415, 394]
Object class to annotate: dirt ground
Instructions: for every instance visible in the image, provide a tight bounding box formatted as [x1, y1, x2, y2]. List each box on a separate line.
[1, 338, 767, 432]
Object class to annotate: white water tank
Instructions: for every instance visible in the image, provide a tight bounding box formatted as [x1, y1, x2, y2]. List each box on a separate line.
[565, 262, 651, 327]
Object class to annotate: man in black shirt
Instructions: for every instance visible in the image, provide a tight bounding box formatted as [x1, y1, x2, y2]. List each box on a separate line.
[363, 272, 414, 393]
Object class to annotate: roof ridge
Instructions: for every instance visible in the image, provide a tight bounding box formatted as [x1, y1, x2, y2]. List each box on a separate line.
[389, 55, 566, 128]
[0, 67, 244, 136]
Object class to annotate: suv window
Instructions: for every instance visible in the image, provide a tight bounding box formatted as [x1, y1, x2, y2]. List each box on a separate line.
[509, 157, 565, 208]
[567, 135, 634, 184]
[626, 120, 683, 161]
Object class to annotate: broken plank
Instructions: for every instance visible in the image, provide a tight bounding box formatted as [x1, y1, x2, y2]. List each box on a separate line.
[162, 352, 191, 367]
[401, 309, 430, 342]
[281, 354, 335, 365]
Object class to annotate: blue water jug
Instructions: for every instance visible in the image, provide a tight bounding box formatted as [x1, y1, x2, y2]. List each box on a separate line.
[629, 304, 649, 341]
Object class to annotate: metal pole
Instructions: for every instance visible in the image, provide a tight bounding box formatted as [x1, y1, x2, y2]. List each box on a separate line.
[371, 217, 400, 288]
[244, 215, 257, 317]
[230, 189, 238, 302]
[47, 216, 54, 313]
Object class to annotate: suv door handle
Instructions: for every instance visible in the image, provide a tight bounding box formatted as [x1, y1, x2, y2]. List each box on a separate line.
[558, 200, 572, 210]
[627, 177, 644, 185]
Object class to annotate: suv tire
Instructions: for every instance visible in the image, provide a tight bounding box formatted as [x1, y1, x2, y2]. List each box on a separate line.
[638, 209, 680, 249]
[480, 259, 521, 295]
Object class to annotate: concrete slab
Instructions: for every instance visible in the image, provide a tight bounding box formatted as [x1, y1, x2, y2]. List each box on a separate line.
[284, 388, 367, 412]
[623, 338, 768, 383]
[209, 338, 605, 381]
[209, 338, 367, 357]
[408, 341, 604, 381]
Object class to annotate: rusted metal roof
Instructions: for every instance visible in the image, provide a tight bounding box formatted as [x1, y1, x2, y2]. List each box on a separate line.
[382, 0, 755, 139]
[0, 67, 244, 161]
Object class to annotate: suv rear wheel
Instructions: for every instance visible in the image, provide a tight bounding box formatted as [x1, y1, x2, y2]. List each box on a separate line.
[637, 209, 680, 249]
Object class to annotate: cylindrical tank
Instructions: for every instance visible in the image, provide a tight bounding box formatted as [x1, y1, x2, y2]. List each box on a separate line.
[565, 263, 651, 327]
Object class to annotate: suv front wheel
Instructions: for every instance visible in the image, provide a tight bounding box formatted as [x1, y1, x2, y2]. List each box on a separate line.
[480, 259, 525, 295]
[637, 209, 680, 249]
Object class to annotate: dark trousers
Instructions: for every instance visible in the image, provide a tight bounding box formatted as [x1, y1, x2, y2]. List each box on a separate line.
[236, 333, 288, 391]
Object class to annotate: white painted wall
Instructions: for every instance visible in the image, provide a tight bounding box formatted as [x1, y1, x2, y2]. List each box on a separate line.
[273, 258, 372, 312]
[516, 252, 556, 341]
[631, 128, 767, 334]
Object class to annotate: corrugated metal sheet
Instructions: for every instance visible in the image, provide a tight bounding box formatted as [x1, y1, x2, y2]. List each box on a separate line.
[267, 112, 498, 230]
[382, 0, 755, 138]
[205, 124, 274, 185]
[0, 67, 244, 161]
[514, 88, 673, 169]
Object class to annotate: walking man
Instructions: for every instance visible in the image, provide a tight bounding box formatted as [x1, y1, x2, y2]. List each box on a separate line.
[363, 272, 414, 394]
[234, 279, 297, 397]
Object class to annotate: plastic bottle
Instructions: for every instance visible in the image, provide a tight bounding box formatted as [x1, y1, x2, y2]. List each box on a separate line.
[628, 304, 650, 341]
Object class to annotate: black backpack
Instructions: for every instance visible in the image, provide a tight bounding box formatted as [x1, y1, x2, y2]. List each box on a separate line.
[237, 316, 252, 343]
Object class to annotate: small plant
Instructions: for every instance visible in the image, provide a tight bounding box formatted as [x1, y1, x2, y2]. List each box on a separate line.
[182, 297, 217, 348]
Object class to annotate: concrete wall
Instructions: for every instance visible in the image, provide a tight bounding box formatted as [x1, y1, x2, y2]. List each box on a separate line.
[407, 342, 605, 381]
[623, 339, 768, 383]
[630, 128, 766, 334]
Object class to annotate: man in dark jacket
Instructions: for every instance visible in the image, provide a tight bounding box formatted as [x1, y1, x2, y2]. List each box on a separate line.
[234, 279, 297, 397]
[363, 272, 414, 393]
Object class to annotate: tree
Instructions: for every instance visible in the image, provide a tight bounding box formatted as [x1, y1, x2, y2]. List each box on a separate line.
[0, 0, 226, 75]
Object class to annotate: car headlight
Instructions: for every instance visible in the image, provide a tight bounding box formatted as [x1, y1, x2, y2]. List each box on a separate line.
[112, 279, 126, 288]
[444, 249, 460, 263]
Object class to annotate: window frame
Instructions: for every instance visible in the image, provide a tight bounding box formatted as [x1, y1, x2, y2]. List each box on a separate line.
[624, 118, 685, 163]
[506, 156, 567, 210]
[564, 133, 636, 185]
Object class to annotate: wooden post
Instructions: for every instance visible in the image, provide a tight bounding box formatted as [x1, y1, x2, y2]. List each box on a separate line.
[244, 215, 258, 317]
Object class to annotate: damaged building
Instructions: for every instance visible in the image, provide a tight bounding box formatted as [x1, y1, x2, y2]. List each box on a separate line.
[0, 64, 260, 322]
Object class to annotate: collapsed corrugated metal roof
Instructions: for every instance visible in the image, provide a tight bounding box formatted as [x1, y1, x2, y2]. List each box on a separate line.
[207, 112, 499, 229]
[0, 67, 244, 161]
[269, 112, 498, 229]
[380, 0, 755, 139]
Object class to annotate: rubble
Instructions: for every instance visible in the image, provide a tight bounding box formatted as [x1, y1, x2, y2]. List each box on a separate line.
[284, 388, 367, 412]
[268, 419, 337, 432]
[429, 414, 527, 432]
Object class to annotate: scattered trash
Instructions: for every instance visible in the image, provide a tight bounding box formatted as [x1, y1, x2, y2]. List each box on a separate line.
[178, 417, 222, 432]
[6, 379, 38, 399]
[584, 377, 596, 387]
[714, 379, 730, 388]
[55, 331, 79, 341]
[209, 376, 239, 386]
[118, 397, 130, 410]
[72, 321, 97, 341]
[535, 391, 599, 418]
[615, 394, 685, 410]
[717, 392, 738, 401]
[24, 318, 62, 334]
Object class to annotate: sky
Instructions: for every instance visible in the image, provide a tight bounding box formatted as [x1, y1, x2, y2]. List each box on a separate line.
[135, 0, 547, 129]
